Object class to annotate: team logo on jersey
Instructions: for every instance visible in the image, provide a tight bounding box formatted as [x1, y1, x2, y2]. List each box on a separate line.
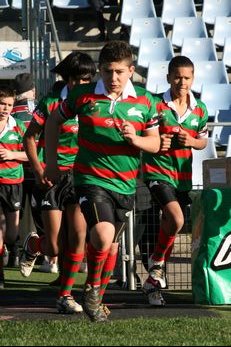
[8, 134, 19, 141]
[191, 119, 199, 126]
[211, 232, 231, 271]
[14, 202, 21, 208]
[127, 107, 143, 119]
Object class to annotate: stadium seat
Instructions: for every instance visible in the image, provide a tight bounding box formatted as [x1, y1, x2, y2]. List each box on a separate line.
[222, 37, 231, 68]
[0, 0, 9, 8]
[192, 61, 229, 94]
[161, 0, 197, 26]
[202, 0, 231, 26]
[11, 0, 47, 9]
[192, 137, 217, 189]
[145, 61, 170, 94]
[200, 84, 231, 121]
[226, 135, 231, 157]
[213, 16, 231, 47]
[171, 17, 208, 48]
[129, 17, 166, 48]
[52, 0, 90, 9]
[137, 37, 174, 68]
[211, 110, 231, 147]
[120, 0, 156, 27]
[181, 38, 218, 62]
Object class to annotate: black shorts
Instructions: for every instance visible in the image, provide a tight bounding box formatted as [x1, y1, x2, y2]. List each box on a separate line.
[0, 184, 22, 212]
[33, 172, 77, 211]
[76, 184, 135, 230]
[147, 180, 192, 209]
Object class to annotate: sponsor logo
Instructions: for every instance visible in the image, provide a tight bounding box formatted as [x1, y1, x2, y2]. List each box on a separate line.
[211, 232, 231, 270]
[41, 200, 52, 206]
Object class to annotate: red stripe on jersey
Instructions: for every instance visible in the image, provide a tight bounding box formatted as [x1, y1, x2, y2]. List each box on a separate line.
[75, 162, 138, 180]
[193, 107, 205, 118]
[12, 105, 29, 112]
[60, 124, 79, 133]
[32, 113, 45, 126]
[143, 164, 192, 181]
[58, 146, 79, 155]
[78, 138, 140, 156]
[156, 101, 170, 112]
[81, 115, 144, 131]
[0, 177, 23, 184]
[47, 100, 60, 113]
[160, 148, 192, 159]
[0, 161, 21, 169]
[2, 143, 23, 151]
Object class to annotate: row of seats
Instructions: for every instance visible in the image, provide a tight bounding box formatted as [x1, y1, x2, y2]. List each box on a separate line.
[121, 0, 231, 27]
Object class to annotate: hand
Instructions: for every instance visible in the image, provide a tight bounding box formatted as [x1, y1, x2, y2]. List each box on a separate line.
[121, 120, 137, 144]
[43, 166, 60, 188]
[160, 134, 174, 151]
[0, 148, 15, 160]
[178, 127, 192, 147]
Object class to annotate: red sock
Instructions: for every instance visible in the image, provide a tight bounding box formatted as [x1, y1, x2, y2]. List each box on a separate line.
[152, 229, 176, 262]
[59, 251, 84, 297]
[86, 243, 109, 287]
[99, 252, 118, 300]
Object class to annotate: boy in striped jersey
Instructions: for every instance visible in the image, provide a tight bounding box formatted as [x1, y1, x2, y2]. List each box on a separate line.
[20, 52, 96, 314]
[44, 40, 160, 321]
[142, 56, 208, 306]
[0, 86, 28, 288]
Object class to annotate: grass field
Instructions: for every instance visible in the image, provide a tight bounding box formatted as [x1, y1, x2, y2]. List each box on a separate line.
[0, 268, 231, 346]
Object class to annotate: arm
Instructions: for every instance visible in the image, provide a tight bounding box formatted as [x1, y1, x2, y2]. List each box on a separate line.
[23, 121, 46, 186]
[122, 120, 160, 153]
[43, 108, 65, 184]
[178, 128, 208, 150]
[0, 149, 28, 161]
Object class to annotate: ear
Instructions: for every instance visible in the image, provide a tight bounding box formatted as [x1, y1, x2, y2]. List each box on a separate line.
[129, 65, 135, 78]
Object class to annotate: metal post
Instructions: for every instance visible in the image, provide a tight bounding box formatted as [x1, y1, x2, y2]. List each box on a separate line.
[127, 210, 136, 290]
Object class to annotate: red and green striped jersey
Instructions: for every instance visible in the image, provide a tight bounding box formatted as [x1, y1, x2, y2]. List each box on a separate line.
[142, 91, 208, 191]
[31, 88, 79, 171]
[58, 80, 159, 195]
[0, 115, 26, 184]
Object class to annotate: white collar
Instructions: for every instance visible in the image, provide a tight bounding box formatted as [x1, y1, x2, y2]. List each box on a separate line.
[0, 115, 17, 139]
[94, 78, 137, 100]
[163, 89, 197, 110]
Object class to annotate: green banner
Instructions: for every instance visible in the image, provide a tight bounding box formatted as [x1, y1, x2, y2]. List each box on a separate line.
[191, 188, 231, 305]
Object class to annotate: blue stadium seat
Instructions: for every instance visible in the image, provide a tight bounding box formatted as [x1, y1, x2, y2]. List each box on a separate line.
[171, 16, 208, 48]
[192, 61, 229, 94]
[200, 84, 231, 121]
[0, 0, 9, 8]
[213, 16, 231, 47]
[192, 138, 217, 189]
[181, 37, 218, 62]
[202, 0, 231, 26]
[211, 110, 231, 147]
[161, 0, 196, 26]
[145, 61, 170, 94]
[52, 0, 90, 9]
[120, 0, 156, 27]
[223, 37, 231, 68]
[129, 17, 166, 48]
[137, 37, 174, 68]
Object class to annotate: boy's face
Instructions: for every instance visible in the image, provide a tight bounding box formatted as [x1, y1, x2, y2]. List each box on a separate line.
[167, 66, 194, 99]
[0, 97, 14, 120]
[99, 60, 135, 99]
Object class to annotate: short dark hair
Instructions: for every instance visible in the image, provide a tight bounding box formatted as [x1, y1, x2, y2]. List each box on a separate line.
[51, 51, 96, 82]
[0, 85, 16, 99]
[99, 40, 133, 66]
[168, 55, 194, 75]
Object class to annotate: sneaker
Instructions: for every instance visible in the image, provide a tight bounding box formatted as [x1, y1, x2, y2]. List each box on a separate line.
[0, 272, 4, 289]
[3, 244, 9, 267]
[148, 258, 167, 289]
[82, 284, 108, 322]
[19, 232, 40, 277]
[39, 260, 58, 274]
[143, 276, 166, 306]
[56, 295, 83, 314]
[99, 303, 111, 317]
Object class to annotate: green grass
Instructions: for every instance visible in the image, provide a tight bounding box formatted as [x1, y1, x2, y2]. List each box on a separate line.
[1, 268, 231, 346]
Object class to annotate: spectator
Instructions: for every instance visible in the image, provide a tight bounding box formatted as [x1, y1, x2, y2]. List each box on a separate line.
[44, 40, 160, 321]
[19, 51, 96, 314]
[89, 0, 109, 41]
[0, 85, 28, 288]
[142, 55, 208, 306]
